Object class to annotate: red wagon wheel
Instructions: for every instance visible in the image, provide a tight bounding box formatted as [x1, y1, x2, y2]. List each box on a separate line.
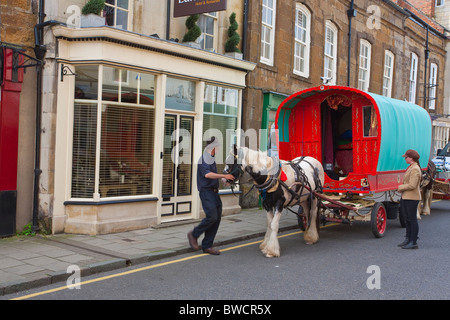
[371, 202, 386, 238]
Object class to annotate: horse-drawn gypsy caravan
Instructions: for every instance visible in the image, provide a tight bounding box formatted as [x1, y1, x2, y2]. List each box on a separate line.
[275, 86, 432, 237]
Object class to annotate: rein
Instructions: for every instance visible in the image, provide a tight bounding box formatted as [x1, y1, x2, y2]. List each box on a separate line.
[226, 144, 244, 197]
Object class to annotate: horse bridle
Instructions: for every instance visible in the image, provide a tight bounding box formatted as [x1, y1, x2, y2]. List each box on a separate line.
[226, 144, 244, 185]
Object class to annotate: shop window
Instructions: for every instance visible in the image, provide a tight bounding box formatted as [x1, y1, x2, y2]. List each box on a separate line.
[203, 84, 238, 189]
[72, 103, 98, 198]
[74, 66, 99, 100]
[72, 65, 156, 199]
[165, 77, 195, 112]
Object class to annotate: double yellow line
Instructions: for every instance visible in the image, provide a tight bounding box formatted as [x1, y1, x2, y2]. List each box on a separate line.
[12, 225, 337, 300]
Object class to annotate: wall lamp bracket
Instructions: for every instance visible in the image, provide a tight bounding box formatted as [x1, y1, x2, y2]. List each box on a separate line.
[61, 64, 77, 82]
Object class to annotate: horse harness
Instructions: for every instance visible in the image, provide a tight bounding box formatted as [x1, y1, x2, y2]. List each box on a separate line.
[280, 157, 323, 207]
[226, 146, 323, 210]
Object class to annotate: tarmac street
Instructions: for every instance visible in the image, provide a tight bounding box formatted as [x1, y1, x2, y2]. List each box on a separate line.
[1, 201, 450, 300]
[0, 207, 297, 296]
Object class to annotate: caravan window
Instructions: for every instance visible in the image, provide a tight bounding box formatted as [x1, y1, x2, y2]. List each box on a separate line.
[363, 106, 378, 137]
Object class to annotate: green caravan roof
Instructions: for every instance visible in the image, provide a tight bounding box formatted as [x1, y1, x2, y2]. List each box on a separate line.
[367, 92, 432, 171]
[276, 86, 432, 172]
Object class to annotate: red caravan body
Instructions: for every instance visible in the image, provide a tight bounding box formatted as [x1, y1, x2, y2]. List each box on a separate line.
[275, 86, 432, 194]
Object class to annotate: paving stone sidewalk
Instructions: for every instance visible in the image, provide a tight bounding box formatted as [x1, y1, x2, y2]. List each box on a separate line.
[0, 208, 298, 296]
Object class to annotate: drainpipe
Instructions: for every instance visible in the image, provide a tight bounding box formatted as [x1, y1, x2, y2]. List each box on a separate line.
[424, 25, 429, 111]
[32, 0, 65, 232]
[242, 0, 249, 60]
[31, 0, 46, 232]
[347, 0, 356, 87]
[166, 0, 171, 40]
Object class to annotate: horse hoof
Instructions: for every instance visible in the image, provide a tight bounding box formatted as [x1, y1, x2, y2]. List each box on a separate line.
[264, 253, 279, 258]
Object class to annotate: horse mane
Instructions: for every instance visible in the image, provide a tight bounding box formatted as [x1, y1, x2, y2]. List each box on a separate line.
[240, 147, 278, 175]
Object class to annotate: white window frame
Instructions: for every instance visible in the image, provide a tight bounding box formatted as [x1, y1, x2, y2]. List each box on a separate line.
[293, 3, 311, 77]
[409, 53, 418, 103]
[436, 0, 445, 7]
[323, 21, 337, 85]
[358, 40, 372, 92]
[429, 63, 438, 110]
[71, 65, 157, 200]
[198, 12, 218, 52]
[260, 0, 277, 66]
[382, 50, 395, 97]
[104, 0, 132, 31]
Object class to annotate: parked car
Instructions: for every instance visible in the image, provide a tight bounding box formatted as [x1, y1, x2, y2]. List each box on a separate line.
[432, 141, 450, 172]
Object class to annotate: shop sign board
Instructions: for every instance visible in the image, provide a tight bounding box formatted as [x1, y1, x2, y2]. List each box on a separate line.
[174, 0, 227, 17]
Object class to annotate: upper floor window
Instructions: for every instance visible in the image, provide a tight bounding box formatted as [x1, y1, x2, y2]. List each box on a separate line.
[323, 21, 337, 84]
[409, 53, 418, 103]
[429, 63, 438, 110]
[358, 40, 372, 92]
[198, 12, 217, 51]
[104, 0, 130, 31]
[261, 0, 277, 66]
[382, 50, 395, 97]
[436, 0, 445, 7]
[293, 4, 311, 77]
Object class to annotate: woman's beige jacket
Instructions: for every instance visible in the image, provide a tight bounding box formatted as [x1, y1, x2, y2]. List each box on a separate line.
[398, 162, 421, 200]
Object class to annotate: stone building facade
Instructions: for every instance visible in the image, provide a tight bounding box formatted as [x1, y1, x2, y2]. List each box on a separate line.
[242, 0, 448, 157]
[239, 0, 447, 206]
[1, 0, 449, 234]
[2, 0, 256, 235]
[0, 0, 39, 236]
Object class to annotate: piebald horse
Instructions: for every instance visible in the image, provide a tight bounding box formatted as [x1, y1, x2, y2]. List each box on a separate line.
[224, 146, 325, 258]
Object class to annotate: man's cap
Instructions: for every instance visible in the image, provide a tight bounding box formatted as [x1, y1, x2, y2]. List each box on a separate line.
[205, 136, 220, 150]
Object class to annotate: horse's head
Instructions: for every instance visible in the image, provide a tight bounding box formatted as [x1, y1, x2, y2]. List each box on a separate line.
[223, 144, 244, 183]
[224, 146, 279, 185]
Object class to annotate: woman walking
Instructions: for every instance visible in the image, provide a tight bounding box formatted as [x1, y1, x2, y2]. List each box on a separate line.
[397, 149, 422, 249]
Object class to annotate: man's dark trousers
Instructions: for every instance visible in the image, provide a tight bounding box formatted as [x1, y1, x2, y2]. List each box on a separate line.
[193, 190, 222, 250]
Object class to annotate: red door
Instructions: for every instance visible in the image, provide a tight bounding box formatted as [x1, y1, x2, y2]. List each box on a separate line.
[0, 48, 24, 237]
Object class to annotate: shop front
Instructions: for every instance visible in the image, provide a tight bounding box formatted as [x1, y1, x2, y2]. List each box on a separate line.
[51, 26, 254, 235]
